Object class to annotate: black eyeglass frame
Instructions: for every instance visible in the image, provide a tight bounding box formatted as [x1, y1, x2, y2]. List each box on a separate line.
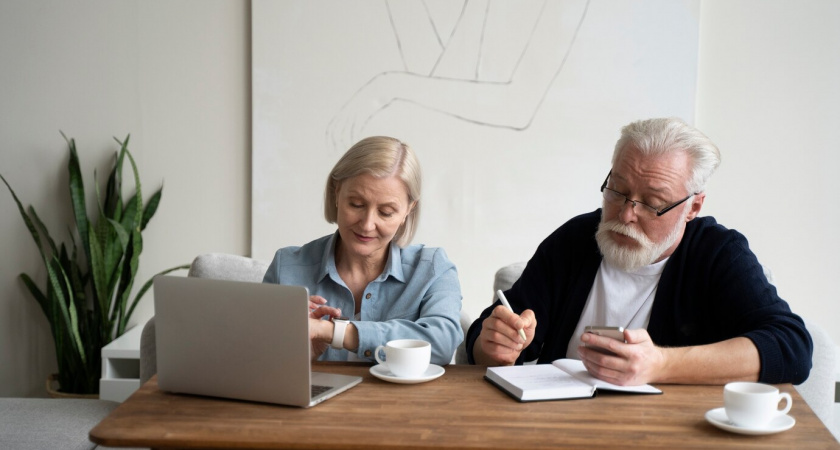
[600, 171, 697, 217]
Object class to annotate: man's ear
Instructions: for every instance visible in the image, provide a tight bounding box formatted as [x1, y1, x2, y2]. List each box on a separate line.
[686, 193, 705, 221]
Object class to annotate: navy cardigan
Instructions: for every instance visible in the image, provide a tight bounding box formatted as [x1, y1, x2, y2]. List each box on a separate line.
[467, 210, 813, 384]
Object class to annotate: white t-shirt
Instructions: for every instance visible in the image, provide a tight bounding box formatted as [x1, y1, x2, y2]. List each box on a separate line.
[565, 257, 668, 359]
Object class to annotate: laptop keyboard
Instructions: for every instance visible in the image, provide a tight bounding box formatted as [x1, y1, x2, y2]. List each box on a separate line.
[312, 384, 332, 397]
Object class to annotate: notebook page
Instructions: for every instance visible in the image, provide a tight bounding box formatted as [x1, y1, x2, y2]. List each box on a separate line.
[552, 359, 662, 394]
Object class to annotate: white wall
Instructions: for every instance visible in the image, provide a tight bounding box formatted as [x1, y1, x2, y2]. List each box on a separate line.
[0, 0, 250, 397]
[251, 0, 701, 328]
[696, 0, 840, 346]
[1, 0, 837, 398]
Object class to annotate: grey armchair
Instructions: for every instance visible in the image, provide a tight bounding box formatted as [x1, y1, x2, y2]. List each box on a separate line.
[140, 253, 270, 385]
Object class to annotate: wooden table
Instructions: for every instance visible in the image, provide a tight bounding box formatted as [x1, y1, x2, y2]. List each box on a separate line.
[90, 362, 838, 449]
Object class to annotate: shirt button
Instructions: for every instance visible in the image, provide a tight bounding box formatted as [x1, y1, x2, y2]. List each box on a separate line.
[365, 293, 371, 299]
[364, 350, 371, 357]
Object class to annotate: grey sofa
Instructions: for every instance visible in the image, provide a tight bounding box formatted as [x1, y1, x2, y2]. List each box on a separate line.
[0, 398, 119, 450]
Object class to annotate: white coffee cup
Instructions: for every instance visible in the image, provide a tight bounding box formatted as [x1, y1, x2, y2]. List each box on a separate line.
[374, 339, 431, 378]
[723, 382, 792, 428]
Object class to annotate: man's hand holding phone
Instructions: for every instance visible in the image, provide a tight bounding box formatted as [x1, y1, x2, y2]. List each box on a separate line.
[583, 326, 625, 355]
[579, 327, 667, 386]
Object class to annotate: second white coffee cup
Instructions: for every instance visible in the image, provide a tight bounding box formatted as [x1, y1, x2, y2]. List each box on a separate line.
[374, 339, 431, 378]
[723, 382, 792, 428]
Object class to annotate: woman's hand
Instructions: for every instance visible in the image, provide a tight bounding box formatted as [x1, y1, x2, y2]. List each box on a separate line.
[307, 295, 342, 360]
[308, 317, 334, 360]
[309, 295, 341, 319]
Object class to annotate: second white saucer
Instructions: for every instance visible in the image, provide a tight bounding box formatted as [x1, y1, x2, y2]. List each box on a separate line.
[370, 364, 445, 384]
[705, 407, 795, 435]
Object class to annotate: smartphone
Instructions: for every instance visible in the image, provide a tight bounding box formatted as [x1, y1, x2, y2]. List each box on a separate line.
[583, 326, 625, 355]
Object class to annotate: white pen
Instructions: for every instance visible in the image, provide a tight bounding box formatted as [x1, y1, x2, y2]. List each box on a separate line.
[496, 289, 527, 341]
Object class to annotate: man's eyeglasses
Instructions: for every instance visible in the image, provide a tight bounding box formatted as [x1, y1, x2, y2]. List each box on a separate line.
[600, 171, 696, 218]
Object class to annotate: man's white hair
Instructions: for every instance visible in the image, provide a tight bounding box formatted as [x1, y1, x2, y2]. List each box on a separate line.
[613, 117, 721, 194]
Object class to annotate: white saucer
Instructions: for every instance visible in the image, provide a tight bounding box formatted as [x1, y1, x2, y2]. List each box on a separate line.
[705, 407, 795, 435]
[369, 364, 445, 384]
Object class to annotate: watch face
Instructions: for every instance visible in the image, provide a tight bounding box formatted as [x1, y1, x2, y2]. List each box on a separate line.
[332, 316, 350, 322]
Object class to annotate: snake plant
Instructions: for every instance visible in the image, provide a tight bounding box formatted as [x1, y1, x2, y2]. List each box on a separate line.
[1, 133, 188, 395]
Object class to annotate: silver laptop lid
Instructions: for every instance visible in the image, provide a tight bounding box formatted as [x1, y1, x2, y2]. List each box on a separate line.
[154, 276, 315, 406]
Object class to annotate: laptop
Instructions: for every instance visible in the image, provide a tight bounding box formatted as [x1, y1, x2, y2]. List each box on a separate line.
[153, 275, 362, 407]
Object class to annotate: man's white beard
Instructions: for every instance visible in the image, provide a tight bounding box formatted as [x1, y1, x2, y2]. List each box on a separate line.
[595, 207, 687, 272]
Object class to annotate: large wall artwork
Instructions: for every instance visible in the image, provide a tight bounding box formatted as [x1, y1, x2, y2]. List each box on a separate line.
[252, 0, 699, 317]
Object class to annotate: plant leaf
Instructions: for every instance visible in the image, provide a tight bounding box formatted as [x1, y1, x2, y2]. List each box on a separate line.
[19, 273, 50, 322]
[122, 263, 190, 333]
[1, 174, 49, 263]
[106, 218, 130, 250]
[28, 206, 59, 256]
[123, 145, 143, 232]
[103, 152, 121, 221]
[109, 135, 129, 223]
[93, 170, 120, 285]
[141, 185, 163, 230]
[46, 256, 86, 366]
[87, 224, 110, 330]
[121, 193, 139, 230]
[112, 135, 128, 193]
[67, 137, 91, 269]
[117, 231, 141, 327]
[95, 185, 126, 310]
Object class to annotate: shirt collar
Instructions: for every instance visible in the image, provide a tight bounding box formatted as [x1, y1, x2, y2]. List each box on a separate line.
[384, 239, 405, 283]
[318, 232, 339, 283]
[319, 231, 406, 284]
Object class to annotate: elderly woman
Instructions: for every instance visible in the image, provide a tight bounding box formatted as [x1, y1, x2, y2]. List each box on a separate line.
[263, 136, 463, 365]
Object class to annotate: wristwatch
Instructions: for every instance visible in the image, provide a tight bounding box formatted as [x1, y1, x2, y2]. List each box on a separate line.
[330, 316, 350, 349]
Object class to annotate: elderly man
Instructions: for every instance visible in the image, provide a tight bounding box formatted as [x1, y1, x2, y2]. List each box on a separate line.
[467, 117, 812, 385]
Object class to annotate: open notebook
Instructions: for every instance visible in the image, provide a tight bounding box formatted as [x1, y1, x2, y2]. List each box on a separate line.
[154, 276, 362, 407]
[485, 358, 661, 402]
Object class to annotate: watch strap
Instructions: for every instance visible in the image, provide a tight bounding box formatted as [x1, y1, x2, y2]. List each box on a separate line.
[331, 317, 349, 349]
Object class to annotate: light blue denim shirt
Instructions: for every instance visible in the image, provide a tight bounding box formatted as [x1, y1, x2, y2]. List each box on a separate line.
[262, 232, 463, 365]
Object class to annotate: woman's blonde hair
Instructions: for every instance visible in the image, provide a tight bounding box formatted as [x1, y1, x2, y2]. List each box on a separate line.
[324, 136, 421, 247]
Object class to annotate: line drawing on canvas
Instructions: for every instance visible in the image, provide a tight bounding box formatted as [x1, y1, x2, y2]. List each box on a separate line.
[326, 0, 591, 151]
